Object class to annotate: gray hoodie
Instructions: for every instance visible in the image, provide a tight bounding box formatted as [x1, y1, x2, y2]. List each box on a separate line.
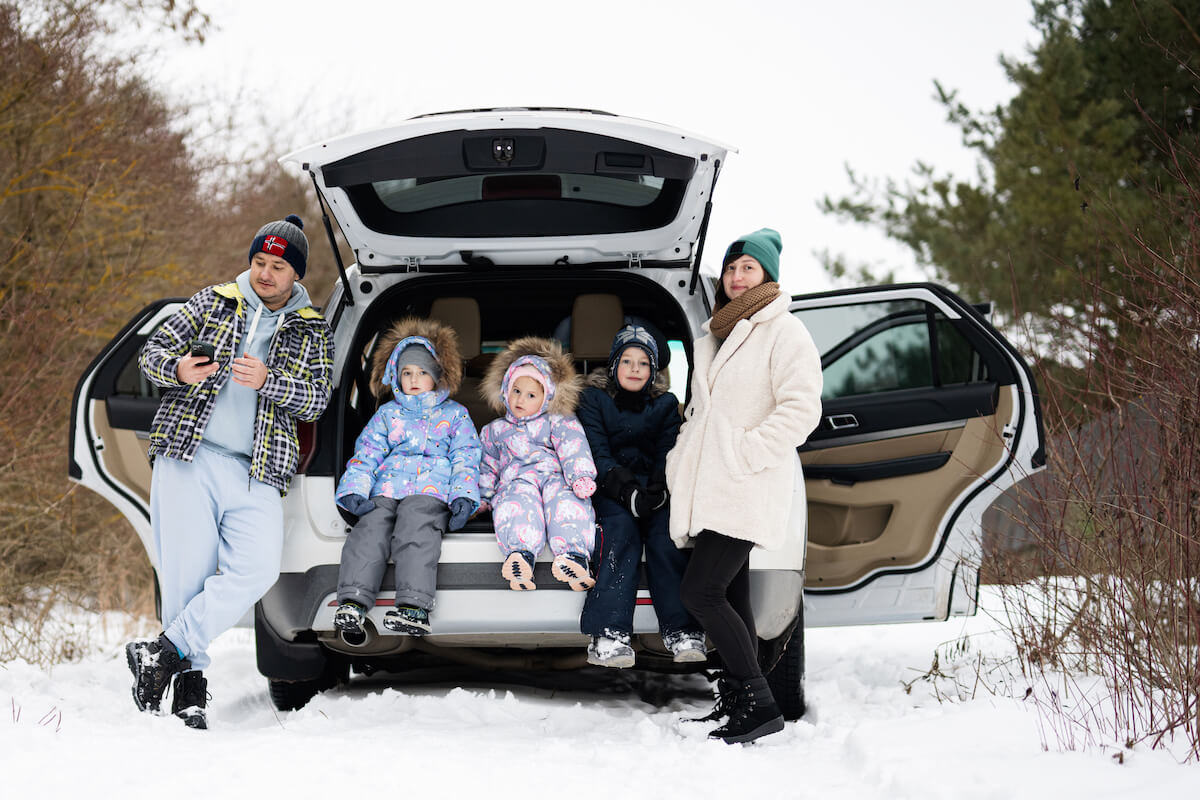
[201, 270, 313, 461]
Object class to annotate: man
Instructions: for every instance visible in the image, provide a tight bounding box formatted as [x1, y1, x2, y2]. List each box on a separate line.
[125, 214, 334, 729]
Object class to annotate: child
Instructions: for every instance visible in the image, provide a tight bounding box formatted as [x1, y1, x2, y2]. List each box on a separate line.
[333, 317, 481, 636]
[576, 325, 706, 667]
[478, 337, 598, 591]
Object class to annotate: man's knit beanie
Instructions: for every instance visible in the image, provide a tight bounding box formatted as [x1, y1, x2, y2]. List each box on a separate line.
[607, 324, 659, 386]
[722, 227, 782, 282]
[249, 214, 309, 279]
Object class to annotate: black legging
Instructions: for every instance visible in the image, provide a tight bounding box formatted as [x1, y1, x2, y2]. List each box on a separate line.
[679, 530, 759, 680]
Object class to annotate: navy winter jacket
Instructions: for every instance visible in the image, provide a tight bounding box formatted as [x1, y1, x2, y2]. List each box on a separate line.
[576, 369, 682, 483]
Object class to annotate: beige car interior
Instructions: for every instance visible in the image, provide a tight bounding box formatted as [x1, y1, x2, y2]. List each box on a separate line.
[801, 389, 1013, 588]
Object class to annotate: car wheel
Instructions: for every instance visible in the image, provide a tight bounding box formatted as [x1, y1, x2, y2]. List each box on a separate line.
[764, 610, 805, 721]
[267, 657, 348, 712]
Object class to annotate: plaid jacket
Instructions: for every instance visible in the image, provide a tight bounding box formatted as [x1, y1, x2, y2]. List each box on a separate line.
[139, 281, 334, 494]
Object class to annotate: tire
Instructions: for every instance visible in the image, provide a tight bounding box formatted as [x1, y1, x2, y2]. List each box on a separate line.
[267, 656, 348, 712]
[764, 611, 806, 721]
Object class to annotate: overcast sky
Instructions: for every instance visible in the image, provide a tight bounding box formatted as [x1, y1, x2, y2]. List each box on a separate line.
[146, 0, 1039, 296]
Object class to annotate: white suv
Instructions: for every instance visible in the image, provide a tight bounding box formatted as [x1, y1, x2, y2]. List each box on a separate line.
[70, 108, 1045, 715]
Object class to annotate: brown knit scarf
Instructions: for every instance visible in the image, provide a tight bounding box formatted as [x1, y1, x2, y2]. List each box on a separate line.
[709, 282, 782, 339]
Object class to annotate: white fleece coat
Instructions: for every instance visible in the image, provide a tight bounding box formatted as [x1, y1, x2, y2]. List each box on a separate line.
[666, 293, 823, 551]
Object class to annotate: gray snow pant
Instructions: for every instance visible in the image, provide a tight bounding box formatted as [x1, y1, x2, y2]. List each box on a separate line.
[337, 494, 449, 611]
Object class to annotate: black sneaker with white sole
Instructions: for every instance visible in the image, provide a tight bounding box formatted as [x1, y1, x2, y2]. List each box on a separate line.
[125, 633, 189, 713]
[172, 670, 209, 730]
[333, 601, 366, 635]
[383, 605, 431, 635]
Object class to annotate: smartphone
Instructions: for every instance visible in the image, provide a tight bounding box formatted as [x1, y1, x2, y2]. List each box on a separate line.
[189, 341, 216, 367]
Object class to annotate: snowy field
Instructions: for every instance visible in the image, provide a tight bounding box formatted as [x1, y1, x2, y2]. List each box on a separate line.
[3, 587, 1198, 799]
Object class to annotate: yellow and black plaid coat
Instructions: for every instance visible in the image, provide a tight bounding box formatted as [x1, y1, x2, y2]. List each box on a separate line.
[138, 281, 334, 494]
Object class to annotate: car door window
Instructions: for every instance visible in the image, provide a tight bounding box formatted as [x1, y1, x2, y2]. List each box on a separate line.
[794, 300, 990, 400]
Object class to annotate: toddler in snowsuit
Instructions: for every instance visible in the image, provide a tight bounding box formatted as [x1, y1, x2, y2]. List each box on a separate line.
[576, 325, 706, 667]
[478, 337, 598, 591]
[333, 317, 482, 636]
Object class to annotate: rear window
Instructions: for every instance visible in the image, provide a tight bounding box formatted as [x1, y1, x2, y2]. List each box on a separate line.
[324, 128, 695, 238]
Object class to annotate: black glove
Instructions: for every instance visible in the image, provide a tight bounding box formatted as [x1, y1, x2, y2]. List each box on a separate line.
[602, 467, 636, 500]
[448, 497, 475, 531]
[643, 482, 669, 513]
[619, 481, 656, 518]
[340, 494, 375, 516]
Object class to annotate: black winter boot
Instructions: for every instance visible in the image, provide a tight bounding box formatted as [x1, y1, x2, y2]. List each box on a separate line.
[125, 633, 189, 713]
[171, 670, 209, 730]
[685, 673, 736, 723]
[708, 676, 785, 744]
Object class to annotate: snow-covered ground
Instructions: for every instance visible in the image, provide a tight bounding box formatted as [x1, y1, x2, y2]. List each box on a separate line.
[3, 588, 1197, 799]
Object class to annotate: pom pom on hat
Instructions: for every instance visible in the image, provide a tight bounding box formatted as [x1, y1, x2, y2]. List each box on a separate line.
[249, 214, 309, 278]
[723, 227, 782, 282]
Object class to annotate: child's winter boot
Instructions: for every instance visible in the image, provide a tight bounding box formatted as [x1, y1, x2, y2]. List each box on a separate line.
[664, 630, 708, 663]
[501, 550, 537, 591]
[333, 601, 367, 635]
[586, 629, 635, 668]
[551, 552, 595, 591]
[383, 605, 431, 635]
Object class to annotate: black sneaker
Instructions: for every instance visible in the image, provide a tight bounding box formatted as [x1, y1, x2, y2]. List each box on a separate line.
[383, 605, 431, 636]
[171, 670, 209, 730]
[125, 633, 188, 713]
[333, 601, 366, 635]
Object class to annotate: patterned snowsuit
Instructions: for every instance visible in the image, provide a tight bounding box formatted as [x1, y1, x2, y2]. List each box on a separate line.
[479, 347, 597, 560]
[334, 321, 482, 610]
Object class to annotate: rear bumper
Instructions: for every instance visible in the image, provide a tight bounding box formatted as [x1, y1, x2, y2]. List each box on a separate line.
[260, 565, 804, 642]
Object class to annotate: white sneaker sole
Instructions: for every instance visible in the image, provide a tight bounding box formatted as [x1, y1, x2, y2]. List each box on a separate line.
[587, 650, 635, 669]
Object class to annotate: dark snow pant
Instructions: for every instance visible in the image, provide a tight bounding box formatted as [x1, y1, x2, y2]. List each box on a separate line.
[337, 494, 449, 611]
[679, 530, 759, 680]
[580, 495, 700, 637]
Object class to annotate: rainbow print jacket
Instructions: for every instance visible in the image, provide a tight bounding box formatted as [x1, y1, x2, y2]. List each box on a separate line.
[335, 335, 482, 509]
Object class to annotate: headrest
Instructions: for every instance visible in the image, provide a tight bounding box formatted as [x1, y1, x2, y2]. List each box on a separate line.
[569, 293, 624, 360]
[429, 297, 481, 359]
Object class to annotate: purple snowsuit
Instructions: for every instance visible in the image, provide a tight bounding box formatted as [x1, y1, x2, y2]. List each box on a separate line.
[480, 354, 597, 560]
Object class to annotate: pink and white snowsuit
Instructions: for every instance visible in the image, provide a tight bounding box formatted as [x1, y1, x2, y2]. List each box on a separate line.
[480, 353, 597, 559]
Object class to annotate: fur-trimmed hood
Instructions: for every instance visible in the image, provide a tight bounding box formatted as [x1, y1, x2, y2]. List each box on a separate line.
[371, 317, 464, 400]
[585, 367, 670, 399]
[481, 336, 582, 418]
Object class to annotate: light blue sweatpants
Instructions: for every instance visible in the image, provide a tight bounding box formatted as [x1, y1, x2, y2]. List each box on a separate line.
[151, 445, 283, 671]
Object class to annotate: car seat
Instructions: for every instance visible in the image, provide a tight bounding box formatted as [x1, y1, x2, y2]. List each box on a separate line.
[428, 296, 492, 430]
[568, 293, 625, 376]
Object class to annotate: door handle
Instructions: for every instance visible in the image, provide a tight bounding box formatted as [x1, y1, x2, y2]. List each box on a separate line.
[826, 414, 859, 430]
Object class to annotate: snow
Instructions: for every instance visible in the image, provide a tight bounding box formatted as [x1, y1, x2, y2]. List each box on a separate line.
[3, 588, 1198, 798]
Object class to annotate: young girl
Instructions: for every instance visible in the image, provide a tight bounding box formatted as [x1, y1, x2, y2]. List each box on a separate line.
[333, 317, 482, 636]
[576, 324, 705, 668]
[667, 228, 823, 744]
[478, 336, 598, 591]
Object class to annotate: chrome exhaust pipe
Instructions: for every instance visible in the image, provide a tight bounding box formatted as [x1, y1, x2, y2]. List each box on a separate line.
[339, 625, 373, 648]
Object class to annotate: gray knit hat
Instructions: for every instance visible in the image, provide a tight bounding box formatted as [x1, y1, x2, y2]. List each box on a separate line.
[249, 214, 309, 278]
[397, 343, 442, 382]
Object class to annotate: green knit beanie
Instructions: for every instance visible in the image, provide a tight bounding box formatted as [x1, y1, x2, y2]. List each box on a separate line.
[722, 227, 782, 282]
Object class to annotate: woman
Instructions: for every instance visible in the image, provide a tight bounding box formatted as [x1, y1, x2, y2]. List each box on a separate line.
[665, 227, 823, 744]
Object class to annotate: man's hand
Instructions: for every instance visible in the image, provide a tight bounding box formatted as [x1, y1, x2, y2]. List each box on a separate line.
[176, 354, 220, 385]
[231, 355, 268, 390]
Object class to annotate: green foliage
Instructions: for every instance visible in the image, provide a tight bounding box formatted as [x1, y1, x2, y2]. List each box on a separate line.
[822, 0, 1200, 327]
